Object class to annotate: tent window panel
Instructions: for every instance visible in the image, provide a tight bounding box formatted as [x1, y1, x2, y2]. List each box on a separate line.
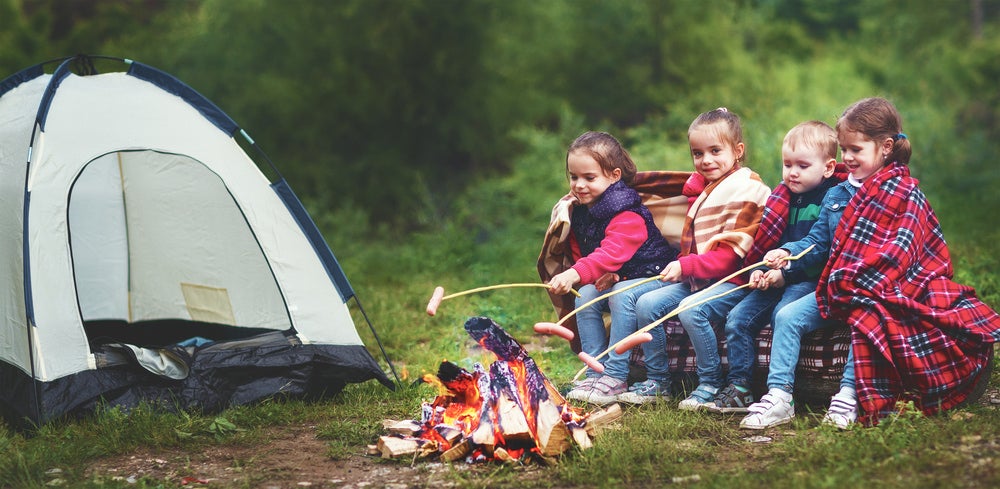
[180, 282, 236, 325]
[69, 150, 290, 340]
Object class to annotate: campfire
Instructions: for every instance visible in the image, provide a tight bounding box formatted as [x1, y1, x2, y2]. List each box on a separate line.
[372, 316, 622, 463]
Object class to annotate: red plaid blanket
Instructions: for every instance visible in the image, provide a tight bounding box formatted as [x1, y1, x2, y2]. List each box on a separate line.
[817, 162, 1000, 424]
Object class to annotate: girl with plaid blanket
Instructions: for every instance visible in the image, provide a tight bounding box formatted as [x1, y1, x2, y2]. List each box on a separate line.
[634, 108, 771, 408]
[814, 97, 1000, 425]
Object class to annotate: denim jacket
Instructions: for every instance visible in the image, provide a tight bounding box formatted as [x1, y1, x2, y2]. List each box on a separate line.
[781, 179, 858, 275]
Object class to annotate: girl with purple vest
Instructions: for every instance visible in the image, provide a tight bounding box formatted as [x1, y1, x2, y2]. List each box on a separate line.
[547, 131, 678, 406]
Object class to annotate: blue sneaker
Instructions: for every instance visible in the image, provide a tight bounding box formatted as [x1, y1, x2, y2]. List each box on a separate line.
[678, 384, 718, 411]
[708, 383, 755, 413]
[617, 379, 671, 404]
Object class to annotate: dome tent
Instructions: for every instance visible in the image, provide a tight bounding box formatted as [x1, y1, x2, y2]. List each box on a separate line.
[0, 55, 396, 427]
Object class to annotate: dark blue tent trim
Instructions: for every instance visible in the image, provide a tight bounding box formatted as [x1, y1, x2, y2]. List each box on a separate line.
[0, 63, 44, 98]
[271, 179, 356, 302]
[126, 61, 240, 136]
[0, 331, 392, 427]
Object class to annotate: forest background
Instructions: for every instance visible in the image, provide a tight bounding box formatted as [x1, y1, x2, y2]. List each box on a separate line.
[4, 0, 1000, 410]
[2, 0, 1000, 486]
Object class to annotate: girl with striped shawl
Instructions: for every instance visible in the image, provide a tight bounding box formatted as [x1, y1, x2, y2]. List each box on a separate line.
[633, 108, 771, 408]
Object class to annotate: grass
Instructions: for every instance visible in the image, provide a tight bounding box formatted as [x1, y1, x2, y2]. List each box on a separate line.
[6, 375, 997, 488]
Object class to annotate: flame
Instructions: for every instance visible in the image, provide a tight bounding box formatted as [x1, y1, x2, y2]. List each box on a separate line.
[417, 352, 589, 463]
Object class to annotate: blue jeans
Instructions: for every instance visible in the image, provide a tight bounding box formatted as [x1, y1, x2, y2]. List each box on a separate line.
[636, 281, 749, 389]
[842, 345, 855, 390]
[767, 291, 855, 393]
[724, 281, 818, 388]
[575, 277, 667, 381]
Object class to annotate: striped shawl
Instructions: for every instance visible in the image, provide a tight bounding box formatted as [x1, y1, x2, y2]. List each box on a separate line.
[680, 166, 770, 289]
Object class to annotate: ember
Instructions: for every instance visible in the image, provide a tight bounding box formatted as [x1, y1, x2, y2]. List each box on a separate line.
[373, 317, 622, 463]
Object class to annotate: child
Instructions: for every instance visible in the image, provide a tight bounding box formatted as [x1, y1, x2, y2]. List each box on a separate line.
[634, 108, 771, 408]
[813, 97, 1000, 426]
[546, 131, 679, 406]
[711, 121, 842, 414]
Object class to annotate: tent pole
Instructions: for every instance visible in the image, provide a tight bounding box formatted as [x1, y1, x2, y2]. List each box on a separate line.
[350, 296, 401, 387]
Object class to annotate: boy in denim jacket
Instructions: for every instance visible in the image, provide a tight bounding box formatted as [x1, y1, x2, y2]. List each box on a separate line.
[710, 121, 843, 413]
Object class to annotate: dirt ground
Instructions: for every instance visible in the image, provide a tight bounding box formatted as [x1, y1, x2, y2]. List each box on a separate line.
[84, 422, 540, 489]
[84, 387, 1000, 489]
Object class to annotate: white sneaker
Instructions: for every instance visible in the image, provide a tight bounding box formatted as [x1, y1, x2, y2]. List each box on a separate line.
[739, 391, 794, 430]
[822, 392, 857, 429]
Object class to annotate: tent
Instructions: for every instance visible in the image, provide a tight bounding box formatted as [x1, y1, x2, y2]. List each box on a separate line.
[0, 55, 396, 427]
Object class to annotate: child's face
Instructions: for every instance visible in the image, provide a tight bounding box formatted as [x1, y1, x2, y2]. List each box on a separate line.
[688, 122, 743, 183]
[567, 151, 621, 208]
[839, 130, 889, 182]
[781, 145, 836, 194]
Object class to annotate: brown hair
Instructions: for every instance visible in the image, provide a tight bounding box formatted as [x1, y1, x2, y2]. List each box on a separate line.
[688, 107, 746, 165]
[783, 120, 838, 160]
[566, 131, 638, 185]
[836, 97, 911, 165]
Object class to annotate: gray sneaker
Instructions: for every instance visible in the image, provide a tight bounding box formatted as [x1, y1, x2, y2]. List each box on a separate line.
[565, 375, 627, 406]
[617, 379, 671, 404]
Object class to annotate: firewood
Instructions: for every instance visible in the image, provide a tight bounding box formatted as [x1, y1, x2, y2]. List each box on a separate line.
[544, 379, 566, 405]
[496, 394, 532, 443]
[417, 439, 440, 459]
[584, 402, 623, 436]
[433, 424, 464, 445]
[534, 398, 572, 456]
[471, 418, 496, 455]
[493, 446, 517, 464]
[536, 454, 559, 466]
[385, 419, 422, 436]
[570, 426, 593, 450]
[440, 438, 472, 462]
[366, 444, 381, 456]
[377, 436, 419, 458]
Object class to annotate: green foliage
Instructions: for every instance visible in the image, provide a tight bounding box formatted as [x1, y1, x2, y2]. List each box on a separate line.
[3, 2, 1000, 486]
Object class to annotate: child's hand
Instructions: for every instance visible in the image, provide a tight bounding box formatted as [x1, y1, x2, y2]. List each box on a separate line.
[659, 261, 682, 283]
[763, 249, 791, 269]
[748, 269, 766, 289]
[757, 269, 785, 290]
[548, 269, 581, 295]
[594, 273, 620, 292]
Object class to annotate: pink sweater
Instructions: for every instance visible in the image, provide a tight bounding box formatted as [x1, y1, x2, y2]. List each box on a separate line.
[568, 211, 648, 284]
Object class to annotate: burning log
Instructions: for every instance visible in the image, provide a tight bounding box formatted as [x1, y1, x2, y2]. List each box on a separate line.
[535, 398, 572, 456]
[374, 316, 607, 463]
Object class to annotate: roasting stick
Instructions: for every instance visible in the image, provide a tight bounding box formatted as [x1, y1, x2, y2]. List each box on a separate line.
[533, 275, 663, 340]
[572, 244, 816, 381]
[425, 283, 580, 316]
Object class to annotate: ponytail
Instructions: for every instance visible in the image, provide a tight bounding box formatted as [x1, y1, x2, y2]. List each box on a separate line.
[888, 132, 911, 166]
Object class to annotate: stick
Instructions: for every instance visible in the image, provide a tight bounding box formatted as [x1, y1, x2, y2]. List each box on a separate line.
[426, 283, 580, 316]
[532, 275, 662, 339]
[570, 244, 815, 380]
